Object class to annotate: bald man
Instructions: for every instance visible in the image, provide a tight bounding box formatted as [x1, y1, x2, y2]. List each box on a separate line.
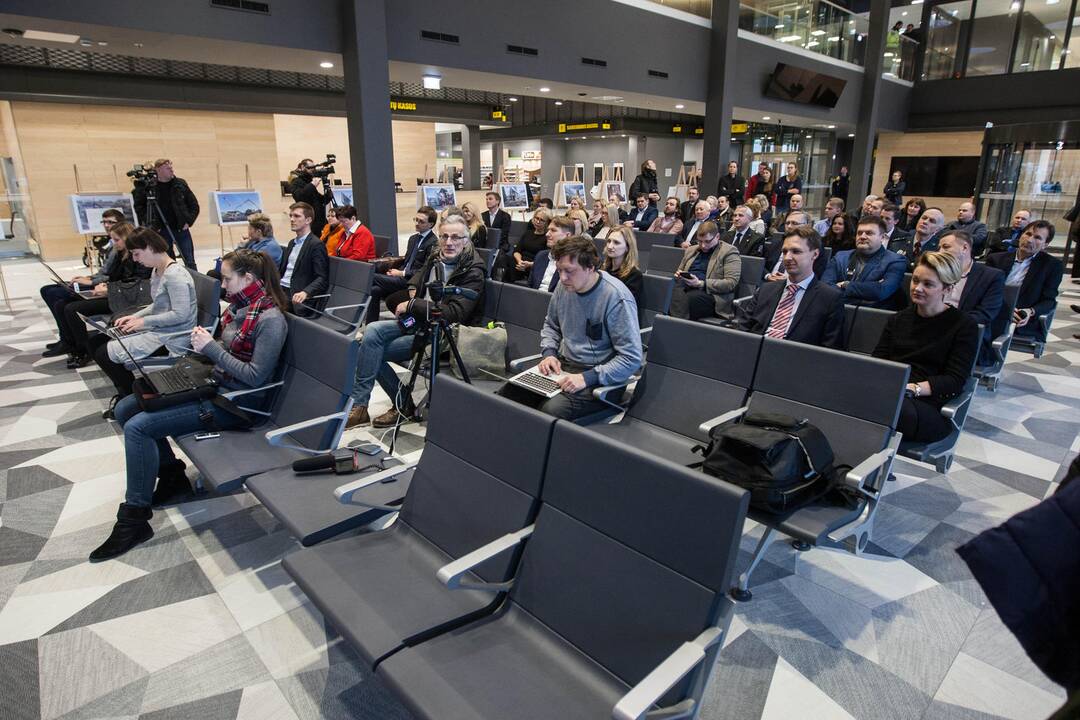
[943, 201, 989, 257]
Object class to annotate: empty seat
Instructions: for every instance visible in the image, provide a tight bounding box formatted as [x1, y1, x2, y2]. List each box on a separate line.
[639, 273, 674, 331]
[508, 220, 529, 246]
[473, 247, 498, 278]
[736, 255, 765, 300]
[377, 421, 749, 720]
[304, 257, 374, 334]
[1011, 305, 1056, 358]
[374, 234, 391, 257]
[646, 245, 685, 277]
[283, 376, 557, 664]
[844, 305, 896, 354]
[974, 283, 1020, 391]
[637, 230, 679, 250]
[484, 227, 502, 251]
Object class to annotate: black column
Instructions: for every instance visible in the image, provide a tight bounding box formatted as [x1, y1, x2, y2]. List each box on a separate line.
[462, 125, 481, 190]
[341, 0, 398, 248]
[847, 0, 889, 212]
[701, 0, 740, 196]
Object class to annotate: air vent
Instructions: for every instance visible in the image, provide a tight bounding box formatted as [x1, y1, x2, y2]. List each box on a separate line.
[507, 44, 539, 56]
[648, 69, 669, 79]
[210, 0, 271, 15]
[581, 56, 607, 67]
[421, 30, 460, 44]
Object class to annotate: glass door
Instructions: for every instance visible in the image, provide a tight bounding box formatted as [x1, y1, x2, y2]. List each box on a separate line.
[1015, 143, 1080, 253]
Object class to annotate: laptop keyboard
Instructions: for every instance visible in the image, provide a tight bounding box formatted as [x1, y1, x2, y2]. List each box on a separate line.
[107, 326, 140, 339]
[514, 371, 561, 395]
[151, 367, 200, 395]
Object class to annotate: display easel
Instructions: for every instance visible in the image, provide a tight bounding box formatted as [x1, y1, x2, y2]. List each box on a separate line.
[668, 165, 695, 202]
[554, 166, 585, 209]
[215, 162, 252, 257]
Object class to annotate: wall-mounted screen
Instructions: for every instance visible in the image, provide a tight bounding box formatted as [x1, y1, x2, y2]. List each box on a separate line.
[890, 156, 980, 197]
[763, 63, 847, 108]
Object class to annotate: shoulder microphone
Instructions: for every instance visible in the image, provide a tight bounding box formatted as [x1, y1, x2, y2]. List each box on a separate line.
[292, 448, 362, 474]
[431, 284, 479, 300]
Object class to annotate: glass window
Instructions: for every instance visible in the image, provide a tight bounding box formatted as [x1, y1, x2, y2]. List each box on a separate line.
[966, 0, 1020, 76]
[1012, 0, 1071, 71]
[1065, 10, 1080, 67]
[923, 1, 972, 79]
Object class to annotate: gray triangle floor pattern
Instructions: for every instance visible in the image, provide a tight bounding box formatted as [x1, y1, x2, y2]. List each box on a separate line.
[0, 285, 1077, 720]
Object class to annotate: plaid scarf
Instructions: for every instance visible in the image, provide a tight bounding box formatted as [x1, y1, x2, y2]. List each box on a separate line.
[222, 279, 274, 363]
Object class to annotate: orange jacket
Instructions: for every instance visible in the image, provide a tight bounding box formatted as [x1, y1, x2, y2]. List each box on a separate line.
[320, 223, 345, 253]
[332, 222, 376, 261]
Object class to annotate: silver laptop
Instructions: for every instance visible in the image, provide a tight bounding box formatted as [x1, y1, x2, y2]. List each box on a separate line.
[42, 261, 97, 299]
[507, 364, 564, 399]
[76, 311, 144, 341]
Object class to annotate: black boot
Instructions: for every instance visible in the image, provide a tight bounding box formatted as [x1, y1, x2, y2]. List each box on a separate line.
[89, 503, 154, 562]
[152, 460, 190, 506]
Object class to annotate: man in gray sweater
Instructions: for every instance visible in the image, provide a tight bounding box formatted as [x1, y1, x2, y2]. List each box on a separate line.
[500, 235, 642, 420]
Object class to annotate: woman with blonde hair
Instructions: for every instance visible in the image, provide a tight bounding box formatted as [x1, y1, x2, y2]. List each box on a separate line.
[567, 208, 590, 236]
[747, 197, 767, 235]
[512, 207, 552, 280]
[601, 225, 644, 313]
[459, 201, 488, 247]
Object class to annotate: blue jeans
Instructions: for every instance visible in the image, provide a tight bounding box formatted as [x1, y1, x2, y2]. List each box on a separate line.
[352, 319, 417, 406]
[114, 394, 246, 507]
[166, 227, 196, 270]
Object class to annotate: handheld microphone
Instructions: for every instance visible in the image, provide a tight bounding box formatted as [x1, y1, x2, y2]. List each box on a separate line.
[292, 448, 363, 474]
[428, 284, 479, 300]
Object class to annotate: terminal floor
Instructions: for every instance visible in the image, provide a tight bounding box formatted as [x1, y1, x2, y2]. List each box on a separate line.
[0, 257, 1076, 720]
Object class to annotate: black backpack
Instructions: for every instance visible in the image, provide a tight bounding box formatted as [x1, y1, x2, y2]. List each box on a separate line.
[693, 411, 850, 515]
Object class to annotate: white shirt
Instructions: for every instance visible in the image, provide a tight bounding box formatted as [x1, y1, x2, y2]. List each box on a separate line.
[540, 256, 558, 291]
[767, 273, 814, 336]
[685, 220, 703, 242]
[1006, 252, 1034, 287]
[281, 233, 308, 288]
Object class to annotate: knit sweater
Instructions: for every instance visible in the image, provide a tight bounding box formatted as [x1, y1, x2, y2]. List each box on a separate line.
[130, 263, 197, 334]
[201, 306, 288, 390]
[872, 305, 979, 405]
[540, 271, 642, 387]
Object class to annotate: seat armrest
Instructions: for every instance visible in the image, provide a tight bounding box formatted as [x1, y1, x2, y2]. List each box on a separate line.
[843, 447, 896, 498]
[940, 392, 973, 421]
[265, 409, 349, 455]
[220, 380, 284, 400]
[334, 459, 418, 505]
[306, 293, 331, 301]
[592, 379, 637, 410]
[436, 524, 535, 593]
[612, 626, 723, 720]
[508, 353, 543, 372]
[698, 405, 748, 435]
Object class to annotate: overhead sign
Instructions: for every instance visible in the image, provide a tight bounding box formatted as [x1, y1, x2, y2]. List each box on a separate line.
[557, 121, 612, 133]
[491, 109, 507, 121]
[731, 123, 749, 134]
[390, 100, 417, 112]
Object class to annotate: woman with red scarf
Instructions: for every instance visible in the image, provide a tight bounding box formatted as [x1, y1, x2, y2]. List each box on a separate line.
[90, 249, 289, 561]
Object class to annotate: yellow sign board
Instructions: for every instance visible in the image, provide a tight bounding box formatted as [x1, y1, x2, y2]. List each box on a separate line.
[390, 100, 417, 112]
[491, 110, 507, 121]
[672, 125, 683, 134]
[731, 123, 749, 134]
[558, 121, 612, 133]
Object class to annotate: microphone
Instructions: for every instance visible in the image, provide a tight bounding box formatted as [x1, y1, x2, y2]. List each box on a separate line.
[292, 448, 364, 474]
[428, 283, 479, 300]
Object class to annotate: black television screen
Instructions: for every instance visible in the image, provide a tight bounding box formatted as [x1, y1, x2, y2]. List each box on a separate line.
[763, 63, 847, 108]
[890, 156, 980, 197]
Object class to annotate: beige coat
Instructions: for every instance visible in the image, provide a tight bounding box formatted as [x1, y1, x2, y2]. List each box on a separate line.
[676, 241, 741, 318]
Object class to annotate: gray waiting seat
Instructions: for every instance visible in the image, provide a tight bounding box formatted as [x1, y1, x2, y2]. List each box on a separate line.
[974, 283, 1020, 391]
[473, 247, 498, 278]
[374, 234, 391, 257]
[843, 305, 895, 354]
[637, 230, 679, 250]
[483, 227, 502, 251]
[376, 421, 749, 720]
[646, 245, 685, 277]
[283, 377, 557, 664]
[736, 255, 765, 300]
[716, 338, 908, 600]
[640, 273, 674, 332]
[1010, 305, 1055, 358]
[508, 220, 529, 246]
[304, 257, 374, 334]
[173, 315, 359, 493]
[591, 316, 760, 467]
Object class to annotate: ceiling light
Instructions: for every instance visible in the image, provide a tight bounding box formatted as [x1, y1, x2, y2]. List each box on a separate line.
[422, 74, 441, 90]
[762, 116, 771, 120]
[539, 87, 550, 92]
[554, 100, 563, 105]
[828, 36, 841, 41]
[1020, 61, 1031, 66]
[97, 41, 108, 46]
[22, 29, 80, 43]
[806, 40, 820, 47]
[621, 134, 626, 138]
[779, 35, 802, 42]
[1047, 0, 1060, 4]
[912, 0, 923, 3]
[133, 42, 144, 48]
[675, 104, 685, 109]
[902, 11, 908, 15]
[827, 124, 836, 129]
[848, 133, 855, 137]
[79, 38, 93, 46]
[811, 29, 826, 36]
[508, 97, 518, 102]
[805, 134, 812, 138]
[1010, 1, 1020, 10]
[884, 51, 894, 57]
[320, 61, 334, 68]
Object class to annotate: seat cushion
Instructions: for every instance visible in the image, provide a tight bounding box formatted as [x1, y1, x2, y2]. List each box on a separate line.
[749, 498, 867, 545]
[378, 604, 628, 720]
[591, 418, 700, 467]
[282, 523, 497, 667]
[174, 424, 301, 493]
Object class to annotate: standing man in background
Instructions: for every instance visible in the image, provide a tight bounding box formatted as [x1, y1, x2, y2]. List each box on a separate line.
[717, 161, 746, 211]
[288, 158, 328, 238]
[133, 159, 199, 270]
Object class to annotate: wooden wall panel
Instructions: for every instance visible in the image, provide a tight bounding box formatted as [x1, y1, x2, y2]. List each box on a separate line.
[872, 131, 984, 213]
[391, 120, 436, 192]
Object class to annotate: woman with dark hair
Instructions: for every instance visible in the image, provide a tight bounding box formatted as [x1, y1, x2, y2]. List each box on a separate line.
[512, 207, 553, 281]
[823, 213, 856, 253]
[628, 160, 660, 206]
[873, 251, 979, 443]
[883, 170, 906, 206]
[89, 249, 290, 561]
[88, 227, 197, 419]
[897, 197, 927, 232]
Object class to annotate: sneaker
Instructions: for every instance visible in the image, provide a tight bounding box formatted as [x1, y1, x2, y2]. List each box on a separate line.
[42, 343, 72, 358]
[372, 399, 417, 428]
[102, 395, 120, 421]
[345, 406, 370, 429]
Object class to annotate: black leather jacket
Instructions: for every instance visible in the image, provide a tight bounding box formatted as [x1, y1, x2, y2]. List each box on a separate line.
[133, 176, 199, 231]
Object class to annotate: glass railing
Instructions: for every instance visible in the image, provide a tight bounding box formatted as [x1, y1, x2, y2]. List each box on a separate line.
[883, 33, 919, 81]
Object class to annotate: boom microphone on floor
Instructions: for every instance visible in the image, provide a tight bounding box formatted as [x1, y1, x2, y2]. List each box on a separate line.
[292, 448, 364, 474]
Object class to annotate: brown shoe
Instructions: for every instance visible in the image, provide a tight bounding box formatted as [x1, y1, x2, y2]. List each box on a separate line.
[371, 399, 416, 428]
[345, 406, 370, 429]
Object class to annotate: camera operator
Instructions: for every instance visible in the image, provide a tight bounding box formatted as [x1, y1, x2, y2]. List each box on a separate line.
[345, 215, 486, 430]
[289, 158, 328, 237]
[132, 159, 200, 270]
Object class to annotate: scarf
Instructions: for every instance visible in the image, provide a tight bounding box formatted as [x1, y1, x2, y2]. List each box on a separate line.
[222, 279, 274, 362]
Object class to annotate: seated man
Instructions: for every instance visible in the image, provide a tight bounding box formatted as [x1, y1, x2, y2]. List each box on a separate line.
[763, 211, 823, 281]
[813, 197, 845, 238]
[528, 216, 575, 292]
[985, 219, 1063, 343]
[985, 208, 1031, 256]
[678, 199, 711, 248]
[499, 235, 642, 421]
[278, 202, 329, 313]
[891, 206, 945, 271]
[881, 202, 911, 246]
[772, 193, 809, 232]
[646, 196, 684, 236]
[621, 194, 658, 232]
[671, 221, 741, 322]
[365, 206, 438, 323]
[738, 226, 844, 348]
[346, 215, 486, 429]
[943, 201, 989, 257]
[847, 194, 881, 228]
[938, 230, 1004, 364]
[328, 204, 376, 261]
[822, 216, 907, 309]
[723, 205, 766, 257]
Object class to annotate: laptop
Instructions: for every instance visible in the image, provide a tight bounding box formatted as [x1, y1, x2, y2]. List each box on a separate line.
[507, 364, 564, 399]
[41, 261, 98, 300]
[110, 331, 218, 397]
[76, 311, 145, 341]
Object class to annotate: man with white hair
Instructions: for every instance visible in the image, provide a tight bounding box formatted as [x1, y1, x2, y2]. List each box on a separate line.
[678, 199, 712, 248]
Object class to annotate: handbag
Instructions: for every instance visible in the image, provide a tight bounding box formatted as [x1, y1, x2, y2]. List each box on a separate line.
[107, 278, 151, 317]
[451, 322, 509, 380]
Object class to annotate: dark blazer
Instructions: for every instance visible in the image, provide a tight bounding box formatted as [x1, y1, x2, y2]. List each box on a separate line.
[822, 246, 907, 309]
[622, 204, 658, 232]
[527, 249, 559, 292]
[985, 250, 1064, 340]
[482, 209, 513, 253]
[985, 225, 1022, 255]
[278, 233, 329, 298]
[890, 233, 940, 272]
[679, 198, 698, 224]
[400, 230, 438, 279]
[717, 173, 746, 208]
[739, 277, 844, 348]
[763, 238, 830, 279]
[885, 227, 912, 246]
[956, 262, 1005, 362]
[723, 227, 766, 257]
[883, 180, 906, 206]
[679, 217, 706, 246]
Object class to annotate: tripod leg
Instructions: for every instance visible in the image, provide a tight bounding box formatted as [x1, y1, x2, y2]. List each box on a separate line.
[444, 329, 471, 384]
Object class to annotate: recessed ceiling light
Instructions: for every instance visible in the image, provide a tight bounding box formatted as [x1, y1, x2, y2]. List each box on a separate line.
[828, 36, 841, 41]
[902, 10, 908, 15]
[23, 29, 81, 43]
[811, 29, 826, 36]
[848, 133, 855, 137]
[762, 116, 771, 120]
[508, 97, 518, 102]
[827, 125, 836, 129]
[97, 41, 108, 46]
[675, 104, 685, 109]
[133, 42, 144, 48]
[422, 74, 441, 90]
[320, 61, 334, 68]
[805, 134, 812, 138]
[79, 39, 93, 46]
[539, 87, 550, 92]
[621, 134, 626, 138]
[554, 100, 563, 105]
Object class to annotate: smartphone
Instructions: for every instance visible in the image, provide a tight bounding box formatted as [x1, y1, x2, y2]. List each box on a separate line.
[677, 271, 694, 279]
[193, 431, 220, 441]
[352, 443, 381, 456]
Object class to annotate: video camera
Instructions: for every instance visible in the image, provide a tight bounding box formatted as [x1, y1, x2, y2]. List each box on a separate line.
[126, 163, 156, 188]
[309, 154, 336, 179]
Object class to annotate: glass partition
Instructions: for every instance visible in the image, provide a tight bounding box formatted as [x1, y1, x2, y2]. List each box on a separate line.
[923, 1, 972, 79]
[1067, 13, 1080, 67]
[884, 33, 921, 79]
[1012, 0, 1071, 71]
[738, 0, 871, 65]
[966, 0, 1020, 76]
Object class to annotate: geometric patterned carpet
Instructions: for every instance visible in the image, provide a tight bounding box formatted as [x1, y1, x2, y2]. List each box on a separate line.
[0, 271, 1076, 720]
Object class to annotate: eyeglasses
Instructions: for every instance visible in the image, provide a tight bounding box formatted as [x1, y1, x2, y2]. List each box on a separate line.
[440, 234, 468, 242]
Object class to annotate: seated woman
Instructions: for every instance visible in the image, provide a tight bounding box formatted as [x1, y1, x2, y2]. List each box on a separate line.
[601, 226, 644, 315]
[512, 207, 552, 282]
[89, 250, 289, 561]
[88, 228, 197, 419]
[319, 206, 345, 254]
[823, 213, 856, 253]
[567, 208, 590, 236]
[459, 201, 488, 249]
[208, 213, 282, 279]
[60, 221, 152, 368]
[329, 204, 376, 261]
[872, 251, 979, 443]
[587, 199, 607, 237]
[747, 198, 767, 236]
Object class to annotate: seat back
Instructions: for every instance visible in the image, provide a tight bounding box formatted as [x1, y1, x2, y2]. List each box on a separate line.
[845, 305, 896, 355]
[268, 315, 359, 450]
[480, 278, 503, 323]
[639, 274, 674, 329]
[990, 282, 1020, 342]
[313, 257, 374, 333]
[374, 234, 391, 257]
[646, 245, 685, 277]
[749, 338, 909, 472]
[485, 227, 502, 250]
[492, 282, 552, 366]
[187, 269, 222, 331]
[474, 247, 498, 278]
[637, 231, 677, 250]
[512, 422, 748, 701]
[508, 220, 530, 245]
[629, 316, 760, 439]
[402, 376, 557, 582]
[736, 256, 764, 299]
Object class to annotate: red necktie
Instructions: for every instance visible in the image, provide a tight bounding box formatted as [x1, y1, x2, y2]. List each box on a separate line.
[766, 284, 800, 339]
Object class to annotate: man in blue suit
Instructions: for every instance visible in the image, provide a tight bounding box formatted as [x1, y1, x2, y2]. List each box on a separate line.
[621, 194, 658, 232]
[739, 227, 844, 348]
[939, 230, 1004, 364]
[365, 206, 438, 323]
[822, 216, 907, 309]
[528, 216, 574, 292]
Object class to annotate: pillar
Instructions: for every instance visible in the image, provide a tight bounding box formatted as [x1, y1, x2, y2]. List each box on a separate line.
[462, 124, 481, 190]
[701, 0, 740, 196]
[847, 0, 889, 212]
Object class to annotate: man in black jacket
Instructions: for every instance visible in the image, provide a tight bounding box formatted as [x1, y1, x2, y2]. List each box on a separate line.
[723, 205, 766, 257]
[739, 227, 843, 348]
[346, 215, 486, 428]
[679, 186, 701, 225]
[288, 160, 328, 237]
[716, 161, 746, 210]
[939, 230, 1004, 363]
[366, 207, 438, 323]
[628, 160, 660, 207]
[881, 203, 912, 247]
[279, 202, 329, 313]
[482, 191, 512, 254]
[985, 220, 1063, 343]
[132, 159, 200, 269]
[943, 202, 989, 257]
[984, 208, 1031, 256]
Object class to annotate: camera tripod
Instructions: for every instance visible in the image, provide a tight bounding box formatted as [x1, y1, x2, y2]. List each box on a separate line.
[141, 182, 180, 256]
